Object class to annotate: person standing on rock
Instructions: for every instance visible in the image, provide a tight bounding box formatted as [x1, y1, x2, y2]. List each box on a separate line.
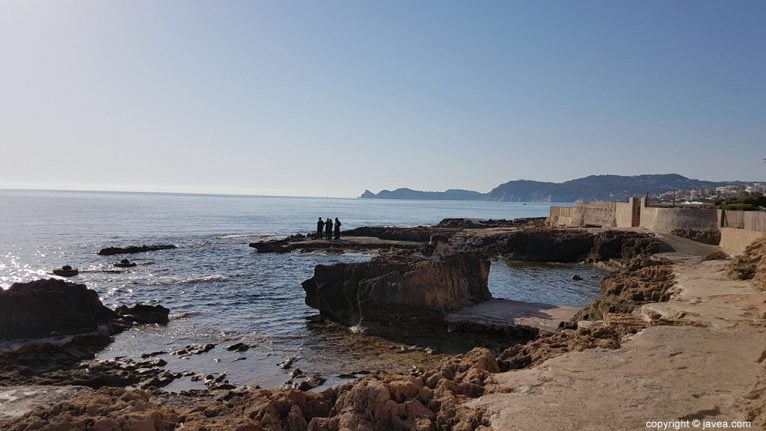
[325, 217, 333, 240]
[334, 218, 342, 240]
[316, 217, 324, 239]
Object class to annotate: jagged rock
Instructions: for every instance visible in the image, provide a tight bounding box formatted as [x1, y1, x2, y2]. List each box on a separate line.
[115, 304, 170, 325]
[463, 228, 668, 262]
[98, 244, 177, 256]
[342, 226, 454, 242]
[671, 228, 721, 245]
[727, 237, 766, 290]
[574, 256, 676, 321]
[114, 259, 137, 268]
[172, 344, 215, 357]
[463, 228, 595, 261]
[587, 230, 671, 262]
[302, 252, 490, 336]
[436, 217, 545, 229]
[498, 325, 621, 370]
[0, 279, 116, 340]
[702, 250, 729, 261]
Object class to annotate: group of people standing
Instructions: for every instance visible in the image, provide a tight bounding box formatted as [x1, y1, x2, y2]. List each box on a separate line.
[317, 217, 341, 240]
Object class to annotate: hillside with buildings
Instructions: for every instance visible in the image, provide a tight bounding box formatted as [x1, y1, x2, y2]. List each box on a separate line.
[361, 174, 762, 202]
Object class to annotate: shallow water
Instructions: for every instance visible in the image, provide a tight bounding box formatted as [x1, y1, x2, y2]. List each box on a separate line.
[0, 190, 601, 388]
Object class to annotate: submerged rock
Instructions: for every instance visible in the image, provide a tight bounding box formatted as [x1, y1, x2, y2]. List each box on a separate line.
[98, 244, 177, 256]
[52, 265, 79, 277]
[115, 304, 170, 325]
[113, 259, 137, 268]
[301, 252, 491, 336]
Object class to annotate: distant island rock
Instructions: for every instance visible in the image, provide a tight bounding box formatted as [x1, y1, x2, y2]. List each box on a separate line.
[360, 188, 484, 201]
[360, 174, 744, 202]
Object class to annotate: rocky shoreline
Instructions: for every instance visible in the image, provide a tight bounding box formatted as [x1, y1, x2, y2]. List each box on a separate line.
[3, 222, 764, 430]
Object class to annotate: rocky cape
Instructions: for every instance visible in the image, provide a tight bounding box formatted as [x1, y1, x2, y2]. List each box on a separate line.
[361, 173, 744, 202]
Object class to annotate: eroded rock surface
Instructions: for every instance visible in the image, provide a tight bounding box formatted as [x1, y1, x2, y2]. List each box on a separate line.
[728, 236, 766, 290]
[573, 256, 676, 321]
[0, 348, 499, 431]
[461, 228, 666, 262]
[302, 252, 491, 336]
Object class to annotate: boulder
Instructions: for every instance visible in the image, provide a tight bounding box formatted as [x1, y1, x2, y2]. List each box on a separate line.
[301, 253, 491, 336]
[115, 304, 170, 325]
[0, 279, 116, 340]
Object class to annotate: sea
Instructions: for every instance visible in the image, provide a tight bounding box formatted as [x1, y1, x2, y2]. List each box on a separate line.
[0, 190, 603, 389]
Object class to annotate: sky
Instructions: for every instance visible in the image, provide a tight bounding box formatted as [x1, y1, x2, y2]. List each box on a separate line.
[1, 0, 765, 197]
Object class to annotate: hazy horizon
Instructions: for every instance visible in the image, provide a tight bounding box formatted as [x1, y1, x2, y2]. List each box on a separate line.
[2, 1, 765, 197]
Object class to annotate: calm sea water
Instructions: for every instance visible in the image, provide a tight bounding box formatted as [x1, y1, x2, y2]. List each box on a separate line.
[0, 190, 601, 388]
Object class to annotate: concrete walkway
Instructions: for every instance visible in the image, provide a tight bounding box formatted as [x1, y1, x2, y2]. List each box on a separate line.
[469, 257, 766, 430]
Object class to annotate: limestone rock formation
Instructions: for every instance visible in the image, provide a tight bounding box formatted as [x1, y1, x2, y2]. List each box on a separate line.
[0, 279, 116, 340]
[727, 236, 766, 290]
[301, 252, 491, 336]
[574, 256, 676, 321]
[0, 348, 499, 431]
[463, 228, 668, 262]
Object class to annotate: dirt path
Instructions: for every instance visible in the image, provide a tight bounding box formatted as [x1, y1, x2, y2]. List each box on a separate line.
[469, 257, 766, 430]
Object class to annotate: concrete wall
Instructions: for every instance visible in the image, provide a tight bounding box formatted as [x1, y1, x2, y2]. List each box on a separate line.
[572, 202, 617, 227]
[547, 198, 765, 238]
[719, 227, 766, 256]
[721, 210, 766, 232]
[638, 207, 720, 232]
[615, 198, 640, 228]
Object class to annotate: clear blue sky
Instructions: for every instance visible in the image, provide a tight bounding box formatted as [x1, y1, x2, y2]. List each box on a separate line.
[1, 0, 764, 197]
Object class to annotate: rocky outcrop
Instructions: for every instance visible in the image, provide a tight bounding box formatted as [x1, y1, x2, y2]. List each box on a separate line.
[587, 230, 671, 261]
[302, 252, 491, 336]
[342, 226, 456, 242]
[462, 228, 594, 261]
[1, 348, 498, 431]
[250, 234, 423, 253]
[727, 236, 766, 290]
[463, 228, 668, 262]
[98, 244, 177, 256]
[0, 279, 116, 340]
[498, 324, 620, 370]
[671, 228, 721, 245]
[115, 304, 170, 325]
[573, 256, 676, 321]
[436, 217, 545, 229]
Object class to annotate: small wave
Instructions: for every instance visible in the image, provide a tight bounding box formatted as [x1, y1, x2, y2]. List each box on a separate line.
[169, 312, 198, 320]
[139, 274, 229, 286]
[218, 234, 254, 239]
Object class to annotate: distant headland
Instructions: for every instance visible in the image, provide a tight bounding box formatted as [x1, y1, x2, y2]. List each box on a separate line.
[360, 174, 761, 202]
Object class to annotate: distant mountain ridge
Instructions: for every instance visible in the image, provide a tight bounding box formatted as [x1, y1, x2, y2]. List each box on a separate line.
[360, 174, 744, 202]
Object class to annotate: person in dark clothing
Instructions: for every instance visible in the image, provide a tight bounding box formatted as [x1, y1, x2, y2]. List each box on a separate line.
[316, 217, 324, 239]
[324, 217, 333, 240]
[334, 218, 342, 240]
